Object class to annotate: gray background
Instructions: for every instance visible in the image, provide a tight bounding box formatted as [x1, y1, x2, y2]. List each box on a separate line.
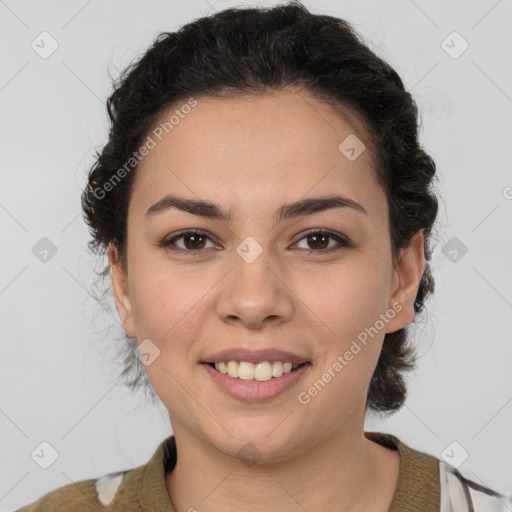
[1, 0, 511, 510]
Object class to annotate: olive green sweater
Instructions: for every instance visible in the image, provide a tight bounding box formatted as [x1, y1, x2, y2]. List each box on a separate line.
[16, 431, 511, 511]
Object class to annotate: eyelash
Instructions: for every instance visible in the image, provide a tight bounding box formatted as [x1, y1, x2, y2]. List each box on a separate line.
[159, 228, 351, 255]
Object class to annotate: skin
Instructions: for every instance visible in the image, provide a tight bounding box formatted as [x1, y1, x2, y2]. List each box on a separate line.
[109, 88, 425, 512]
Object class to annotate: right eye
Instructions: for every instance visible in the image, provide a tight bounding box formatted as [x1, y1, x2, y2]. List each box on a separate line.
[159, 229, 220, 253]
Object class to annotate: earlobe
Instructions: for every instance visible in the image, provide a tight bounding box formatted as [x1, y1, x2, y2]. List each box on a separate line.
[385, 230, 426, 334]
[108, 242, 136, 338]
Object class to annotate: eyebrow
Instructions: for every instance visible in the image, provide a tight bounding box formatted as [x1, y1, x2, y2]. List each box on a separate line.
[145, 193, 368, 222]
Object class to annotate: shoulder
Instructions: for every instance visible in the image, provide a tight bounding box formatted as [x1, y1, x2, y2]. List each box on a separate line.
[439, 461, 512, 512]
[365, 431, 512, 512]
[16, 476, 101, 511]
[15, 435, 175, 512]
[15, 467, 144, 511]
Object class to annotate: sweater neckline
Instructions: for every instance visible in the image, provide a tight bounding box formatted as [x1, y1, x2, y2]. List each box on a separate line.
[138, 431, 440, 511]
[364, 431, 440, 511]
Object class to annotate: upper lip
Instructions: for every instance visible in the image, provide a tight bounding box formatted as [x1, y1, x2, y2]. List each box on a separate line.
[201, 348, 310, 365]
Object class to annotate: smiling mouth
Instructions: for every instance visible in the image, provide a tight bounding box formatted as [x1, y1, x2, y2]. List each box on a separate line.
[206, 361, 309, 382]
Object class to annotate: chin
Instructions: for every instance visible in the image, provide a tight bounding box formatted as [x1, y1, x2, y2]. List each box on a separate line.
[202, 418, 302, 463]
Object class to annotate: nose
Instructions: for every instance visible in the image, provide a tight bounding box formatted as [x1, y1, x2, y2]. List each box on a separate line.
[216, 243, 294, 329]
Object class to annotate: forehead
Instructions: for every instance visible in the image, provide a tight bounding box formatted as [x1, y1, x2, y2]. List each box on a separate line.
[132, 89, 385, 219]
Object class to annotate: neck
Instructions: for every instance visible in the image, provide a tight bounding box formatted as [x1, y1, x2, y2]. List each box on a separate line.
[165, 422, 399, 512]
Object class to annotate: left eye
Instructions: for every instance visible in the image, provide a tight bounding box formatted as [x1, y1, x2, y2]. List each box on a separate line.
[294, 230, 349, 253]
[160, 229, 349, 254]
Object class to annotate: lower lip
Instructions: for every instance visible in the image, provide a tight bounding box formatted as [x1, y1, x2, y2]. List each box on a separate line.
[201, 363, 311, 402]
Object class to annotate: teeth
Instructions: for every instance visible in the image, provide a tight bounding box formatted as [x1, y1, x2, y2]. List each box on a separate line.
[213, 361, 301, 381]
[239, 361, 256, 380]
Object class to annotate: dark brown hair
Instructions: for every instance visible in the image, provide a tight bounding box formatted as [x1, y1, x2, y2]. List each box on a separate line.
[81, 1, 439, 413]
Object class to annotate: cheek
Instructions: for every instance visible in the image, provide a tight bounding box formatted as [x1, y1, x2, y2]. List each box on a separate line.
[297, 256, 391, 340]
[127, 259, 215, 406]
[295, 265, 388, 426]
[294, 256, 390, 400]
[128, 252, 217, 345]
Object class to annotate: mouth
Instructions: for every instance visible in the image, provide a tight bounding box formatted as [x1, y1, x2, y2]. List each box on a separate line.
[201, 360, 311, 402]
[204, 360, 310, 382]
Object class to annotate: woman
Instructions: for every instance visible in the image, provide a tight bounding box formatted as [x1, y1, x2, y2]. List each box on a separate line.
[17, 2, 511, 511]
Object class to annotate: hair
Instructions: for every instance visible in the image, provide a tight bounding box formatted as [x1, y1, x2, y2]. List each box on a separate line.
[81, 1, 439, 414]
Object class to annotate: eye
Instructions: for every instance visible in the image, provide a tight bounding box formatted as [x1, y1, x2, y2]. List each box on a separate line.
[159, 229, 218, 252]
[159, 228, 351, 255]
[293, 229, 351, 254]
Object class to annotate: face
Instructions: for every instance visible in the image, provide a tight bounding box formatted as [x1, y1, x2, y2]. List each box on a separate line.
[110, 89, 425, 461]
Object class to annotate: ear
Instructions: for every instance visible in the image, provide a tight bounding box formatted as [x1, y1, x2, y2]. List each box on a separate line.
[385, 229, 426, 334]
[108, 242, 136, 338]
